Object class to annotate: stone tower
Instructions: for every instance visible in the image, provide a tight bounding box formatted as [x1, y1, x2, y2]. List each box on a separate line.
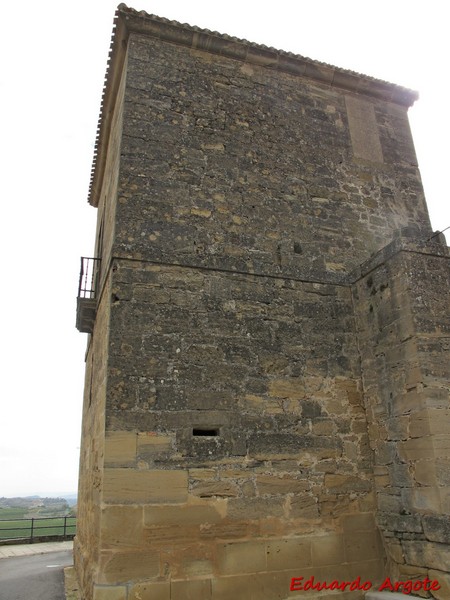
[75, 5, 450, 599]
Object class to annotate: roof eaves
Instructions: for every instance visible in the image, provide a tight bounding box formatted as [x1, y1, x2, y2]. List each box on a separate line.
[87, 4, 419, 206]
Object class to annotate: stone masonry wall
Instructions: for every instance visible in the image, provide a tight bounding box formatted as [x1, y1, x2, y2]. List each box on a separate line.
[114, 33, 430, 280]
[74, 47, 126, 600]
[96, 259, 383, 599]
[352, 236, 450, 599]
[74, 269, 112, 598]
[75, 9, 449, 600]
[94, 47, 128, 287]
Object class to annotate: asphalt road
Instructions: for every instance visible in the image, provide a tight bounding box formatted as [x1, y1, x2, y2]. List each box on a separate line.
[0, 550, 72, 600]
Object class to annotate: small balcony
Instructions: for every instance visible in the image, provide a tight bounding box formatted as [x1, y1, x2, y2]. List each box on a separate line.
[76, 257, 101, 333]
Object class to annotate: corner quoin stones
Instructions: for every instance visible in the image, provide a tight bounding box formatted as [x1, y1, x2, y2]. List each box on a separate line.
[74, 5, 450, 600]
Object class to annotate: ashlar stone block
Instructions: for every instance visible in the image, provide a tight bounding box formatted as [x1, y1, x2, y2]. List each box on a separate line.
[211, 570, 299, 600]
[412, 408, 450, 438]
[102, 468, 188, 504]
[401, 487, 442, 513]
[414, 459, 437, 486]
[101, 505, 144, 547]
[216, 541, 267, 575]
[144, 502, 224, 526]
[344, 529, 383, 563]
[129, 581, 170, 600]
[423, 514, 450, 544]
[402, 540, 450, 573]
[104, 431, 137, 466]
[93, 585, 128, 600]
[137, 432, 173, 460]
[311, 534, 345, 567]
[266, 538, 312, 570]
[428, 569, 450, 600]
[171, 579, 212, 600]
[98, 549, 160, 584]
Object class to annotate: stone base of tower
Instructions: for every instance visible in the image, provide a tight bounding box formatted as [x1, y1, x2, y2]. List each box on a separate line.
[75, 505, 384, 600]
[74, 255, 385, 599]
[74, 234, 450, 600]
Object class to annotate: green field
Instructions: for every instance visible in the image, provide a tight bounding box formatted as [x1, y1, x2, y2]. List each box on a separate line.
[0, 516, 76, 541]
[0, 507, 28, 520]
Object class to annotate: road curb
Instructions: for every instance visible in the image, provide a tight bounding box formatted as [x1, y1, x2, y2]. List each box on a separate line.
[0, 540, 73, 559]
[64, 566, 81, 600]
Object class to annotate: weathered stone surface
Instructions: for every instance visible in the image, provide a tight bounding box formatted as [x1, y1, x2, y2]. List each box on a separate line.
[266, 538, 312, 570]
[144, 502, 224, 526]
[75, 6, 450, 600]
[102, 469, 188, 504]
[422, 515, 450, 544]
[191, 480, 240, 498]
[256, 475, 310, 496]
[211, 571, 294, 600]
[100, 505, 143, 547]
[97, 549, 160, 584]
[402, 541, 450, 573]
[311, 534, 344, 567]
[341, 513, 377, 532]
[428, 569, 450, 600]
[161, 544, 214, 579]
[289, 494, 319, 519]
[385, 540, 405, 564]
[137, 432, 173, 462]
[352, 247, 450, 588]
[113, 27, 428, 283]
[171, 579, 212, 599]
[377, 512, 422, 534]
[217, 541, 267, 575]
[226, 497, 285, 521]
[345, 95, 384, 163]
[324, 474, 372, 494]
[401, 487, 442, 513]
[344, 529, 383, 563]
[104, 431, 137, 467]
[93, 585, 127, 600]
[129, 581, 170, 600]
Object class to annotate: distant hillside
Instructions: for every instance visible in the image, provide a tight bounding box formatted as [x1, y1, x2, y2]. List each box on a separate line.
[63, 494, 78, 507]
[0, 496, 75, 518]
[0, 496, 68, 508]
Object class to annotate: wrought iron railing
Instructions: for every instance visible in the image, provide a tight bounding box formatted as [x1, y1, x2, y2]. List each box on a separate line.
[76, 257, 101, 333]
[78, 257, 101, 299]
[0, 516, 76, 544]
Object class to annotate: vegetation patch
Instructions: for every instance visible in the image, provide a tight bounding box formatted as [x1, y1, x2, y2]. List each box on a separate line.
[0, 496, 77, 541]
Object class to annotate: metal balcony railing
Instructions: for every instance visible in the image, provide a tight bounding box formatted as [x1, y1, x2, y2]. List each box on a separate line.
[76, 257, 101, 333]
[78, 256, 101, 299]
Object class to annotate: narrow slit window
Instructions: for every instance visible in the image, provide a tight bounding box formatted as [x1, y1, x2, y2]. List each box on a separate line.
[193, 428, 219, 437]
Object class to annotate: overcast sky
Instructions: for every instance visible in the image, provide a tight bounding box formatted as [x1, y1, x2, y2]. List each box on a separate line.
[0, 0, 448, 497]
